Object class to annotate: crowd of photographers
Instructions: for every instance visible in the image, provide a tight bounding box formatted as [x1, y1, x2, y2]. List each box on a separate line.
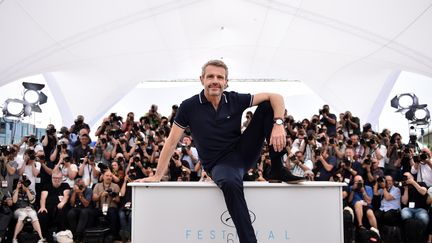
[0, 103, 431, 242]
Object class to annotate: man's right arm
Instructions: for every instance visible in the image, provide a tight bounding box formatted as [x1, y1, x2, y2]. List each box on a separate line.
[138, 124, 185, 182]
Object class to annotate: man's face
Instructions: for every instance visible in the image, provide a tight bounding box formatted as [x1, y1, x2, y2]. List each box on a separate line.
[182, 137, 191, 146]
[200, 65, 227, 97]
[385, 176, 394, 188]
[52, 174, 63, 188]
[103, 171, 113, 183]
[80, 136, 89, 145]
[345, 148, 354, 159]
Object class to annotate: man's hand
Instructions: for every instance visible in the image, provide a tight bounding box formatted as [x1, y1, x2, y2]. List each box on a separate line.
[269, 125, 286, 152]
[57, 202, 65, 209]
[38, 207, 48, 213]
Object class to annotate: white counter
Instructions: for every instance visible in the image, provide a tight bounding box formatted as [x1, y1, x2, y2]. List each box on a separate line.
[130, 181, 345, 243]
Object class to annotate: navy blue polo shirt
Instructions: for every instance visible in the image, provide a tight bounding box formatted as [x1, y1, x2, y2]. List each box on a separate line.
[174, 90, 253, 170]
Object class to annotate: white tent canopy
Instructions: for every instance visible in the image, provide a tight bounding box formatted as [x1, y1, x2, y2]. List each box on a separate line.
[1, 0, 432, 131]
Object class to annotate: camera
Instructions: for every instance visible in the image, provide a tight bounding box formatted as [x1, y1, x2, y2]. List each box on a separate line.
[98, 163, 109, 172]
[346, 140, 353, 146]
[377, 176, 385, 184]
[420, 151, 430, 161]
[46, 127, 56, 135]
[128, 166, 137, 180]
[78, 184, 85, 191]
[355, 181, 363, 191]
[329, 138, 335, 145]
[133, 155, 141, 163]
[343, 157, 352, 167]
[181, 168, 188, 181]
[105, 188, 118, 197]
[343, 114, 349, 120]
[21, 174, 32, 188]
[314, 147, 321, 156]
[0, 145, 14, 157]
[289, 155, 297, 162]
[413, 155, 420, 163]
[400, 175, 408, 187]
[363, 155, 372, 165]
[172, 153, 180, 160]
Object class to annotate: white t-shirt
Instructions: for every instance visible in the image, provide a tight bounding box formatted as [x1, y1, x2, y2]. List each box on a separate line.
[411, 163, 432, 187]
[81, 163, 101, 188]
[22, 162, 41, 196]
[61, 164, 78, 187]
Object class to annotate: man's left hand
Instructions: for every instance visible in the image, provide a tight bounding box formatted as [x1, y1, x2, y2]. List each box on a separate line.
[270, 125, 286, 152]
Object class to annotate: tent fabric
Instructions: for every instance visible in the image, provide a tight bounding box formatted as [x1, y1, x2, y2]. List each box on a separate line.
[1, 0, 432, 127]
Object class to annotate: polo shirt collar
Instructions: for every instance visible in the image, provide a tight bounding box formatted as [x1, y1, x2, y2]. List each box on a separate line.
[198, 89, 228, 104]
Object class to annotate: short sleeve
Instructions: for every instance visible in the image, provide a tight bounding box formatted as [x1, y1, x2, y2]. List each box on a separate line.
[173, 101, 190, 129]
[237, 93, 253, 110]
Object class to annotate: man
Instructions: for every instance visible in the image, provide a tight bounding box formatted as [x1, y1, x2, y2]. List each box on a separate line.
[18, 149, 40, 196]
[410, 149, 432, 187]
[69, 115, 90, 135]
[12, 177, 45, 243]
[313, 147, 337, 181]
[78, 154, 101, 188]
[67, 178, 94, 242]
[0, 146, 18, 195]
[319, 105, 337, 137]
[287, 151, 313, 178]
[72, 133, 92, 165]
[92, 170, 121, 239]
[373, 175, 401, 227]
[138, 60, 304, 242]
[178, 136, 200, 180]
[348, 175, 379, 232]
[400, 172, 429, 227]
[38, 170, 70, 241]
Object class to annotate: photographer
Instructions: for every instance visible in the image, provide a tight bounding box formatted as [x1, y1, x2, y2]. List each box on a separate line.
[347, 134, 365, 160]
[177, 136, 200, 180]
[410, 149, 432, 187]
[93, 134, 114, 166]
[111, 133, 132, 161]
[54, 155, 78, 187]
[38, 170, 70, 242]
[319, 105, 337, 137]
[313, 147, 337, 181]
[290, 129, 306, 154]
[69, 115, 90, 135]
[18, 149, 40, 196]
[168, 151, 191, 181]
[72, 133, 92, 165]
[242, 111, 253, 131]
[92, 170, 120, 239]
[145, 104, 162, 130]
[16, 135, 43, 159]
[328, 135, 345, 160]
[385, 133, 403, 179]
[78, 154, 101, 188]
[286, 151, 313, 178]
[348, 175, 379, 232]
[400, 172, 429, 227]
[339, 147, 363, 183]
[0, 146, 19, 194]
[67, 178, 94, 242]
[168, 104, 178, 126]
[340, 111, 361, 136]
[0, 192, 13, 241]
[49, 137, 72, 164]
[365, 136, 387, 171]
[12, 176, 45, 243]
[373, 175, 401, 227]
[41, 124, 58, 162]
[118, 174, 133, 242]
[110, 160, 125, 186]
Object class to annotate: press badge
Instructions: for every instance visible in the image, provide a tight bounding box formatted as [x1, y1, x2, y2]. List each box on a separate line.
[1, 180, 7, 188]
[102, 203, 109, 213]
[409, 202, 415, 208]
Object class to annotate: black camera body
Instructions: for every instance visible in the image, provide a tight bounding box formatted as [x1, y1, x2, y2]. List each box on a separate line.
[314, 147, 321, 156]
[21, 174, 32, 188]
[46, 127, 56, 135]
[105, 188, 118, 198]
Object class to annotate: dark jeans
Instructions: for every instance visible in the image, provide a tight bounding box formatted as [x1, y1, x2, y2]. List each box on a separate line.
[210, 101, 283, 243]
[118, 208, 131, 233]
[96, 207, 119, 238]
[67, 207, 96, 240]
[0, 211, 13, 239]
[38, 205, 69, 240]
[375, 209, 401, 227]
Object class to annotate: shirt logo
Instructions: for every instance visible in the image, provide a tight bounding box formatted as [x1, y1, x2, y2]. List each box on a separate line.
[226, 116, 230, 119]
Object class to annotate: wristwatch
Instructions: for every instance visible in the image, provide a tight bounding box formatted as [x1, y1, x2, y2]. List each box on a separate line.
[273, 118, 284, 125]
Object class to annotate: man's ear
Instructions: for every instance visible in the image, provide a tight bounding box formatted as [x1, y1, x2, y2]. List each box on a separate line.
[200, 76, 204, 85]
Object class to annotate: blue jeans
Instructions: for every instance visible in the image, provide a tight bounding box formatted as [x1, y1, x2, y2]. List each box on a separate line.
[118, 208, 131, 232]
[401, 207, 429, 226]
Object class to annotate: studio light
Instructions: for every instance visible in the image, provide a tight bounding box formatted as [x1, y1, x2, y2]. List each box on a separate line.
[390, 93, 419, 112]
[405, 105, 431, 126]
[2, 99, 32, 120]
[22, 82, 48, 112]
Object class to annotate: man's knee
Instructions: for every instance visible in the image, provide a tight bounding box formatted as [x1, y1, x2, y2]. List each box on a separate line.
[219, 177, 242, 192]
[255, 101, 272, 113]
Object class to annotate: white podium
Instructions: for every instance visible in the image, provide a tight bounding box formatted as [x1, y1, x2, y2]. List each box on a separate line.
[129, 181, 345, 243]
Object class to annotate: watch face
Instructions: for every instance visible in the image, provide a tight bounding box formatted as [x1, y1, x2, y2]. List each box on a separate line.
[275, 119, 283, 125]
